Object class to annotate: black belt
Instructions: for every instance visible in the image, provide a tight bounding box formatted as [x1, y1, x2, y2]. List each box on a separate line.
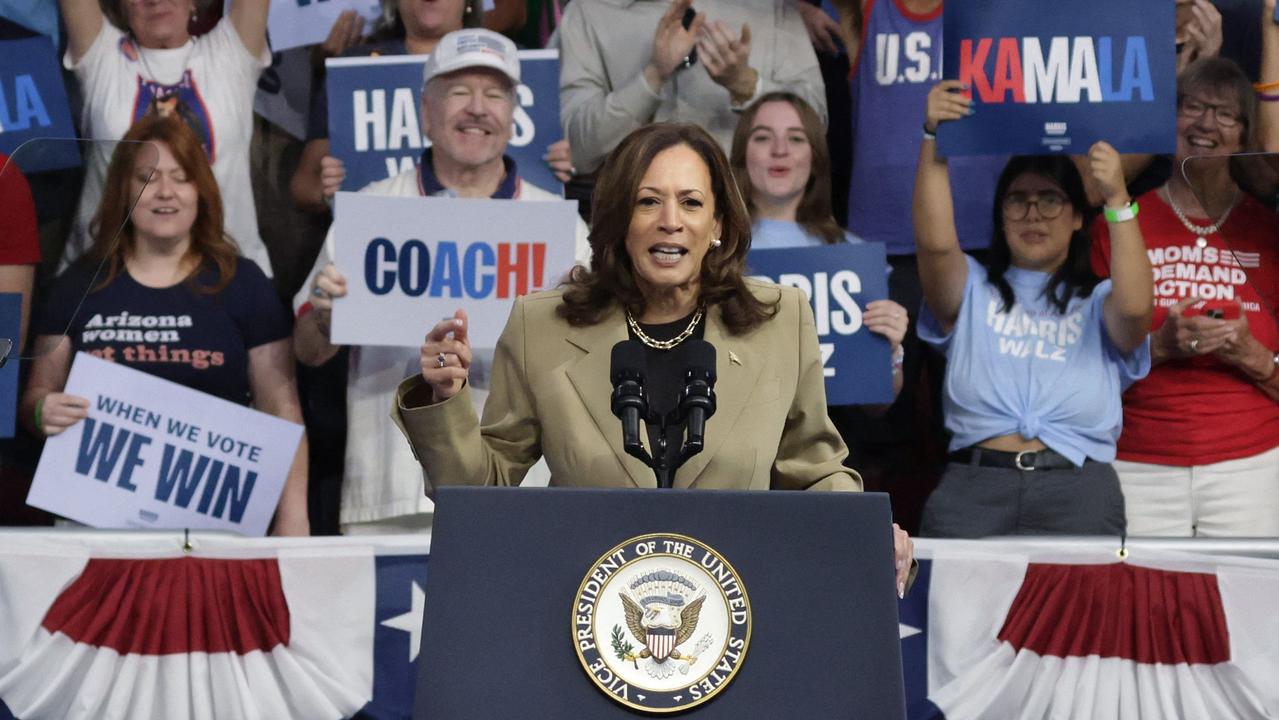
[948, 447, 1078, 471]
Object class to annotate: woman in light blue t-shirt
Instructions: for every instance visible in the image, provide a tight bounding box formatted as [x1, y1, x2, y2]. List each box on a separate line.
[913, 80, 1154, 538]
[730, 92, 907, 399]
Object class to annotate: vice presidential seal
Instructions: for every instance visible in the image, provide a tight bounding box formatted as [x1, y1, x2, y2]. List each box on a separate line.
[572, 533, 751, 713]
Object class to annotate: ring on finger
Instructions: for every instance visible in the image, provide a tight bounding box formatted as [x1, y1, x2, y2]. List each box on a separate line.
[1189, 337, 1200, 352]
[436, 352, 447, 368]
[312, 286, 328, 299]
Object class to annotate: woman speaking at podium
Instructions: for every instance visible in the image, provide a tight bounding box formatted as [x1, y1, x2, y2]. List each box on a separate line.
[394, 123, 912, 588]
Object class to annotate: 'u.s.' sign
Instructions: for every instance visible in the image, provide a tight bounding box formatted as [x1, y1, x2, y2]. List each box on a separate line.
[939, 0, 1175, 156]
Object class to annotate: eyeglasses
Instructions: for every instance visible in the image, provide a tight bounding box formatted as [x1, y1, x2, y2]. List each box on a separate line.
[1178, 98, 1243, 128]
[1002, 192, 1068, 221]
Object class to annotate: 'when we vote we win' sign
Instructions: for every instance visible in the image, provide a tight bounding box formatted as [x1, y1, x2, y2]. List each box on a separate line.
[28, 354, 302, 536]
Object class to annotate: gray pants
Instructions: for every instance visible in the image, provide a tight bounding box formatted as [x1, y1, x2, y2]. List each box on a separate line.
[920, 460, 1127, 538]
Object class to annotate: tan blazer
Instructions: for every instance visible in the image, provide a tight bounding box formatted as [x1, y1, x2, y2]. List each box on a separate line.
[393, 280, 862, 495]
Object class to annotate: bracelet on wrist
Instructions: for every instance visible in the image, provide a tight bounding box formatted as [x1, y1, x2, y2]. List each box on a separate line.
[922, 123, 937, 141]
[1103, 200, 1139, 224]
[1257, 351, 1279, 384]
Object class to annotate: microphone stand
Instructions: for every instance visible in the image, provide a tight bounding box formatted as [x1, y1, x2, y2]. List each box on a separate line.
[611, 340, 716, 488]
[618, 406, 698, 489]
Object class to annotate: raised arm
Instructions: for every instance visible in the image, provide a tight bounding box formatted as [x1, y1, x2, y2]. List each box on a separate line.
[393, 305, 542, 496]
[1261, 0, 1279, 153]
[248, 337, 311, 536]
[1090, 141, 1152, 354]
[229, 0, 271, 59]
[59, 0, 104, 64]
[912, 81, 971, 333]
[1072, 153, 1153, 208]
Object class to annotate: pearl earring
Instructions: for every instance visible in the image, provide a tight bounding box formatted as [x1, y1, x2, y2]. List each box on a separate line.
[710, 237, 722, 248]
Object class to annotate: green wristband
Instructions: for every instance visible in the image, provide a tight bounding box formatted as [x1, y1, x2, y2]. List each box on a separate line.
[34, 397, 44, 433]
[1104, 201, 1139, 223]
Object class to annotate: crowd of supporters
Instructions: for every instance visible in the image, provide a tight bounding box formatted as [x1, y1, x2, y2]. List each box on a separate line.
[2, 0, 1278, 539]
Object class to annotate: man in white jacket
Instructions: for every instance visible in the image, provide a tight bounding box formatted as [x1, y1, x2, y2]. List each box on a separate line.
[294, 28, 588, 534]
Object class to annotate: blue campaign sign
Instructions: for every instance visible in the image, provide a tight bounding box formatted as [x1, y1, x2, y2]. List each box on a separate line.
[939, 0, 1175, 157]
[0, 36, 79, 171]
[0, 293, 18, 438]
[326, 50, 562, 195]
[747, 243, 893, 405]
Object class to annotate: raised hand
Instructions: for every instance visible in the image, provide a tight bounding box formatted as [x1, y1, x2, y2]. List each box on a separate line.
[320, 156, 346, 201]
[925, 80, 972, 133]
[644, 0, 704, 88]
[308, 263, 347, 338]
[1087, 141, 1131, 208]
[419, 309, 472, 402]
[698, 20, 756, 102]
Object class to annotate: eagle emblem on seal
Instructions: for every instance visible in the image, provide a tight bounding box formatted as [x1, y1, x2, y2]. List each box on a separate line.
[616, 570, 709, 675]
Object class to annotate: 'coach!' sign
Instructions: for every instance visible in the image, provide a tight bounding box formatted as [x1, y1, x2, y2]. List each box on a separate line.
[330, 193, 580, 349]
[939, 0, 1174, 156]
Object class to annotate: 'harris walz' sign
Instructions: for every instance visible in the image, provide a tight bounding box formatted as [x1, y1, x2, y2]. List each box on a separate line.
[939, 0, 1174, 156]
[326, 50, 562, 195]
[748, 243, 893, 406]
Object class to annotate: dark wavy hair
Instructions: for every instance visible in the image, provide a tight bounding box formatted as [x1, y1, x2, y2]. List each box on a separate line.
[986, 155, 1100, 314]
[730, 92, 844, 244]
[557, 123, 778, 333]
[88, 113, 237, 294]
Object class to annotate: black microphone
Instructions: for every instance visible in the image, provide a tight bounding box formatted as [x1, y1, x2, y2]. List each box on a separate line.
[610, 341, 649, 462]
[676, 339, 717, 455]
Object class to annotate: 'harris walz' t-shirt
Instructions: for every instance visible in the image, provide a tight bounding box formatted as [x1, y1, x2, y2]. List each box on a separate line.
[38, 257, 291, 405]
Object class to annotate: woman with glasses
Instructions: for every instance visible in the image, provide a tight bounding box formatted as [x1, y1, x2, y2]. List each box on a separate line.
[911, 80, 1153, 538]
[1090, 58, 1279, 537]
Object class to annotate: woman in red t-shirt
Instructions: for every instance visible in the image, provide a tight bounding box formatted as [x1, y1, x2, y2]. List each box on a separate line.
[0, 152, 41, 355]
[1090, 58, 1279, 536]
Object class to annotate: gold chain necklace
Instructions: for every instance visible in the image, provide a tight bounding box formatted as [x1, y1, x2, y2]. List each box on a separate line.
[626, 307, 704, 350]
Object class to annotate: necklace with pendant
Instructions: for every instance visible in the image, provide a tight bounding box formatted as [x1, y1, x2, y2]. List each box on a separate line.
[1163, 185, 1238, 248]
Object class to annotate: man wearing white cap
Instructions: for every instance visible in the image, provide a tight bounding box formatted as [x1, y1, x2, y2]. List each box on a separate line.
[294, 28, 588, 535]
